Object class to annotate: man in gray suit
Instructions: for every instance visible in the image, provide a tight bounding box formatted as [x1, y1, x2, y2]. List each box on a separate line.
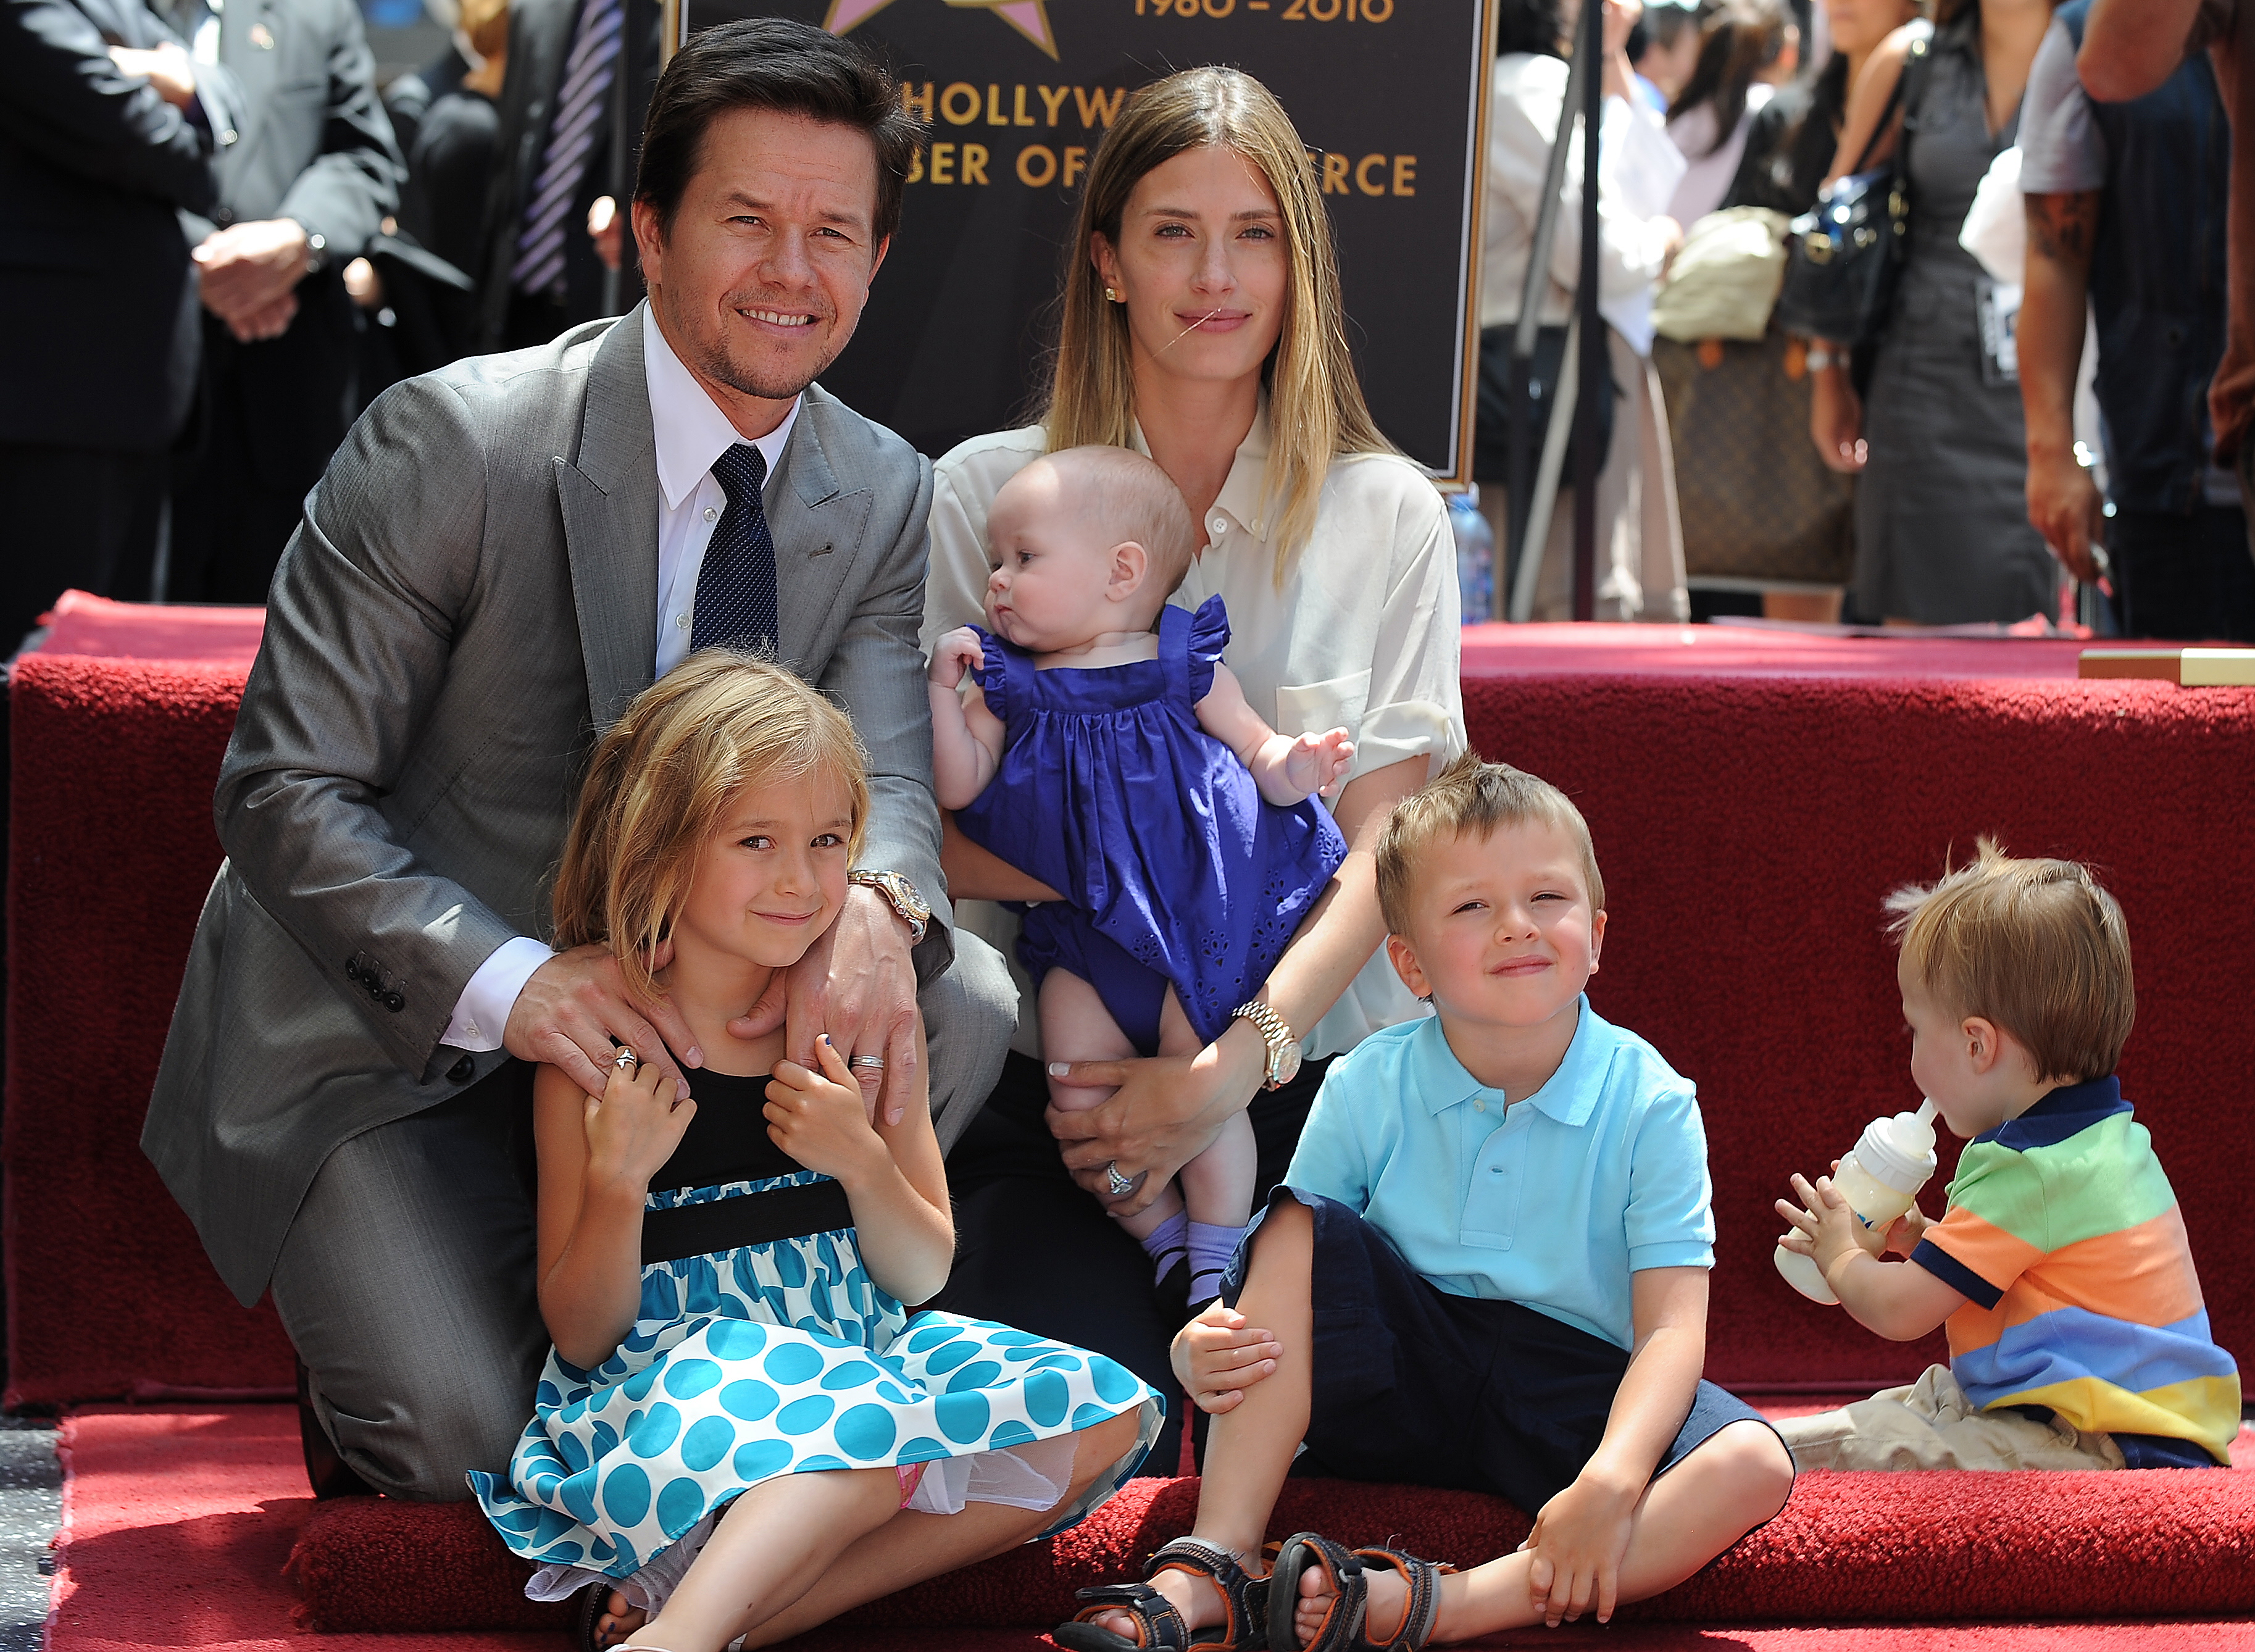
[144, 17, 1015, 1503]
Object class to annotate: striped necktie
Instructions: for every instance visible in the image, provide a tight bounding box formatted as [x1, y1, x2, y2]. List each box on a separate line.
[690, 444, 780, 657]
[511, 0, 624, 296]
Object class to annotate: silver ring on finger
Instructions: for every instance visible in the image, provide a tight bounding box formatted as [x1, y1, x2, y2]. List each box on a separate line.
[612, 1046, 640, 1071]
[848, 1054, 886, 1071]
[1104, 1161, 1135, 1197]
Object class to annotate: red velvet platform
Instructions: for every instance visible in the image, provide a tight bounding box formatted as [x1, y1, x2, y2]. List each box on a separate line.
[12, 596, 2255, 1635]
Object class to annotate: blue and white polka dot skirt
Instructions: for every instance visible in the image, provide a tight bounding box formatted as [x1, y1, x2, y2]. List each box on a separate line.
[469, 1171, 1164, 1580]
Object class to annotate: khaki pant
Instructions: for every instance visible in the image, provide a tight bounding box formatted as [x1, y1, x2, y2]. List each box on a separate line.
[1476, 327, 1690, 624]
[1777, 1364, 2128, 1473]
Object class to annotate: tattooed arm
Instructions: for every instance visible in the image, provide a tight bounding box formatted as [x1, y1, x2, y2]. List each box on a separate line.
[2021, 190, 2105, 583]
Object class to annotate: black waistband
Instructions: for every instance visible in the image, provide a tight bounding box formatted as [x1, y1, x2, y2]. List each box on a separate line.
[641, 1180, 854, 1264]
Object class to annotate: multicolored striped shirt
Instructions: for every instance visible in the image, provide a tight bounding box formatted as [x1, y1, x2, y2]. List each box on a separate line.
[1911, 1076, 2240, 1464]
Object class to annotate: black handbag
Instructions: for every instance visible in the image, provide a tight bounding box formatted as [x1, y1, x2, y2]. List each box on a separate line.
[1775, 33, 1933, 346]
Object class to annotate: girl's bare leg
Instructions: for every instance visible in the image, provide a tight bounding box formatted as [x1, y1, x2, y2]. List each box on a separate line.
[733, 1409, 1150, 1647]
[1085, 1198, 1317, 1640]
[620, 1466, 902, 1652]
[1290, 1420, 1795, 1643]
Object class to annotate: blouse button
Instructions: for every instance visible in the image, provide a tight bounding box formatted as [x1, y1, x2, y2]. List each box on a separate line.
[1210, 515, 1228, 536]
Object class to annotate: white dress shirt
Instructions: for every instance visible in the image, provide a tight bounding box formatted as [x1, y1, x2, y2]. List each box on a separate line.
[923, 404, 1466, 1061]
[440, 308, 801, 1052]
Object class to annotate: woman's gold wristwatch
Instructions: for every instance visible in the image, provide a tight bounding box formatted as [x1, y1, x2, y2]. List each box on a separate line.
[1231, 999, 1302, 1090]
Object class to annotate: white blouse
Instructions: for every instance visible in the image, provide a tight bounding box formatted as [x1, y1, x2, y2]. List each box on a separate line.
[1480, 52, 1688, 354]
[922, 406, 1467, 1060]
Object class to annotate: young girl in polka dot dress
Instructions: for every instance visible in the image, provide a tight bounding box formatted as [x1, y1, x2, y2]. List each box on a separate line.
[470, 653, 1162, 1652]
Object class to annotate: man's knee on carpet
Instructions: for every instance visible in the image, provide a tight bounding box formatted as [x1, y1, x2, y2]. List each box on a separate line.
[307, 1358, 534, 1501]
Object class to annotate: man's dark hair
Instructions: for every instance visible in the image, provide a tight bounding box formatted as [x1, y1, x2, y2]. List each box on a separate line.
[635, 18, 924, 245]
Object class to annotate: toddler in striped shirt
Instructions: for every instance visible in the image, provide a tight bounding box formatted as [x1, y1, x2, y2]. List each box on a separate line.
[1774, 840, 2240, 1471]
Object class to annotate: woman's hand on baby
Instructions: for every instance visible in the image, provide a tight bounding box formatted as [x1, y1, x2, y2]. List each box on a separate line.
[928, 626, 985, 687]
[1172, 1303, 1282, 1414]
[1520, 1469, 1640, 1625]
[583, 1051, 696, 1195]
[765, 1037, 886, 1185]
[1282, 727, 1355, 799]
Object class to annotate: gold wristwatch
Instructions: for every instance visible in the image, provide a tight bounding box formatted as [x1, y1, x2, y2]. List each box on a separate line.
[1231, 998, 1302, 1090]
[848, 869, 932, 945]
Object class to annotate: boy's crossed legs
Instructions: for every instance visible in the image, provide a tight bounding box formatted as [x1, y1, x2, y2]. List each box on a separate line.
[1088, 1198, 1793, 1645]
[1041, 966, 1255, 1305]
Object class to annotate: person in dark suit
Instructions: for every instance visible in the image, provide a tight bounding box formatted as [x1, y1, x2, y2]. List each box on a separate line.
[0, 0, 233, 646]
[143, 17, 1015, 1507]
[475, 0, 656, 349]
[159, 0, 401, 604]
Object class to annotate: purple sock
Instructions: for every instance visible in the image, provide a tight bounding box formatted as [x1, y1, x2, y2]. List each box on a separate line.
[1140, 1209, 1190, 1287]
[1187, 1221, 1247, 1306]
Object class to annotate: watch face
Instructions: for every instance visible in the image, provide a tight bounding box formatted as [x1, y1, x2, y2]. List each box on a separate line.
[1273, 1041, 1303, 1087]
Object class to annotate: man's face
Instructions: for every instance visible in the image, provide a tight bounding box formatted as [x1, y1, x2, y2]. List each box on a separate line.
[635, 106, 889, 425]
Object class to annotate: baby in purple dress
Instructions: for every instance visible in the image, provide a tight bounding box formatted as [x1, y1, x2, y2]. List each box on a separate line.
[928, 446, 1353, 1306]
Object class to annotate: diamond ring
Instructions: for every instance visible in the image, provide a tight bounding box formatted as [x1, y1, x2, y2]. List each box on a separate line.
[1104, 1161, 1135, 1196]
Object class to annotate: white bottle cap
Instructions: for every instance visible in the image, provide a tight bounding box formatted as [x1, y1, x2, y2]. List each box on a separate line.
[1853, 1098, 1939, 1195]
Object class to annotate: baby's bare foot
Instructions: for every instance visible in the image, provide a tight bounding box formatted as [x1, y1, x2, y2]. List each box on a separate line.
[1293, 1556, 1412, 1649]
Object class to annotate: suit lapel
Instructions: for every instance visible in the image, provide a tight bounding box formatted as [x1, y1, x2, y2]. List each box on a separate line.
[219, 0, 280, 162]
[769, 387, 873, 674]
[557, 310, 660, 730]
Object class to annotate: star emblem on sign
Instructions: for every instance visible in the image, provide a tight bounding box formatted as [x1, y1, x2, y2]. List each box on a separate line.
[823, 0, 1061, 59]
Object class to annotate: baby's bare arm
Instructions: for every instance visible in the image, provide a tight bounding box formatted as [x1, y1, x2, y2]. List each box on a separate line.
[927, 628, 1004, 809]
[1193, 665, 1354, 806]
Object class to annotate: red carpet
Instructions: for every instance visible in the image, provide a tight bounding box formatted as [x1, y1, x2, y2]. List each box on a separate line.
[48, 1406, 2255, 1650]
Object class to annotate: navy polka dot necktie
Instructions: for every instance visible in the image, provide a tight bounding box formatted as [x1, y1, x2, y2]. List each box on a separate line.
[690, 443, 779, 657]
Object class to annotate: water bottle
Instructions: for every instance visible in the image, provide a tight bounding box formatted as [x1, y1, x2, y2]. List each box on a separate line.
[1448, 487, 1494, 624]
[1775, 1099, 1940, 1304]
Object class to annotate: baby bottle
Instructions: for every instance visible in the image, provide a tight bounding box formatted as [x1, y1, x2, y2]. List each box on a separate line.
[1774, 1099, 1940, 1305]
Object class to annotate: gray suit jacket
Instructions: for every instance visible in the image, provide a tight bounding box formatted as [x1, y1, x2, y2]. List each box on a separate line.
[143, 306, 949, 1306]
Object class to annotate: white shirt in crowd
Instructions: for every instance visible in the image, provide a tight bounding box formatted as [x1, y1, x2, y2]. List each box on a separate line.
[921, 405, 1468, 1061]
[1481, 52, 1688, 356]
[1664, 82, 1777, 227]
[441, 308, 801, 1051]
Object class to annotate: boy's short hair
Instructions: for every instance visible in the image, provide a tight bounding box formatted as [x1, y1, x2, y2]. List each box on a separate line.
[1042, 446, 1201, 598]
[1886, 839, 2135, 1084]
[1375, 752, 1604, 933]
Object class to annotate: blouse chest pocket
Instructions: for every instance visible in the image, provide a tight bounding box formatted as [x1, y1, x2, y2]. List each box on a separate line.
[1273, 669, 1371, 741]
[1459, 1120, 1527, 1251]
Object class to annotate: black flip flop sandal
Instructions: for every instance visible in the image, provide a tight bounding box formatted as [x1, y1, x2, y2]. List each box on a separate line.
[572, 1578, 641, 1652]
[1056, 1534, 1270, 1652]
[1268, 1533, 1452, 1652]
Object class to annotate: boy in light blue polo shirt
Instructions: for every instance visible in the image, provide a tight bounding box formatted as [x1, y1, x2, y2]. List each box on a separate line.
[1059, 757, 1794, 1652]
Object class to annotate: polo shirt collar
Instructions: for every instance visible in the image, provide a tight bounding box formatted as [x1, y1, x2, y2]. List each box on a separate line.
[1980, 1073, 2128, 1150]
[1411, 996, 1606, 1127]
[643, 304, 800, 512]
[1128, 393, 1275, 544]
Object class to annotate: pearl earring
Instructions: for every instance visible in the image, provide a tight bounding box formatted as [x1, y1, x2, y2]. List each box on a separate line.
[1104, 287, 1122, 302]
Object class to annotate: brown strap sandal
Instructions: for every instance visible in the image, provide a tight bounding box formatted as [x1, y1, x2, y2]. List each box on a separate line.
[1267, 1532, 1453, 1652]
[1056, 1535, 1271, 1652]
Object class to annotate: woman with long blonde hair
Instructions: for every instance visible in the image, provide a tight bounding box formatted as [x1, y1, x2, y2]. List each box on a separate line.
[920, 66, 1467, 1470]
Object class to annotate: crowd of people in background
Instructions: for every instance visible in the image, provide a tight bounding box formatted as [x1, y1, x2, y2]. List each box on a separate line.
[9, 0, 2255, 643]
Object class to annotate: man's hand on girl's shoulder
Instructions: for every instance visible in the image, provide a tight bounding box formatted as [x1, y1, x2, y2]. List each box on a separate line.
[1172, 1303, 1283, 1414]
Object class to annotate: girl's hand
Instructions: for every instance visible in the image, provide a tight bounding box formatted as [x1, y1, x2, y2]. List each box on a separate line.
[1520, 1469, 1641, 1625]
[1282, 728, 1356, 799]
[765, 1035, 886, 1184]
[928, 626, 985, 688]
[584, 1050, 696, 1194]
[1172, 1303, 1282, 1414]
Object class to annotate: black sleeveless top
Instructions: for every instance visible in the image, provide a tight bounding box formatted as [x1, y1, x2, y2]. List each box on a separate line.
[638, 1067, 852, 1264]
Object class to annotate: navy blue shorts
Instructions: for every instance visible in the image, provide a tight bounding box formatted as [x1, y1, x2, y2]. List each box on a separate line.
[1225, 1188, 1788, 1516]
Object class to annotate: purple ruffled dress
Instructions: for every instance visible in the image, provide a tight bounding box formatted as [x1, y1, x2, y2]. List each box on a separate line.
[954, 595, 1348, 1052]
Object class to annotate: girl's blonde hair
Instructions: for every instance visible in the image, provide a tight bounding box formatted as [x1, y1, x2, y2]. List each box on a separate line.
[551, 651, 870, 999]
[1041, 67, 1395, 586]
